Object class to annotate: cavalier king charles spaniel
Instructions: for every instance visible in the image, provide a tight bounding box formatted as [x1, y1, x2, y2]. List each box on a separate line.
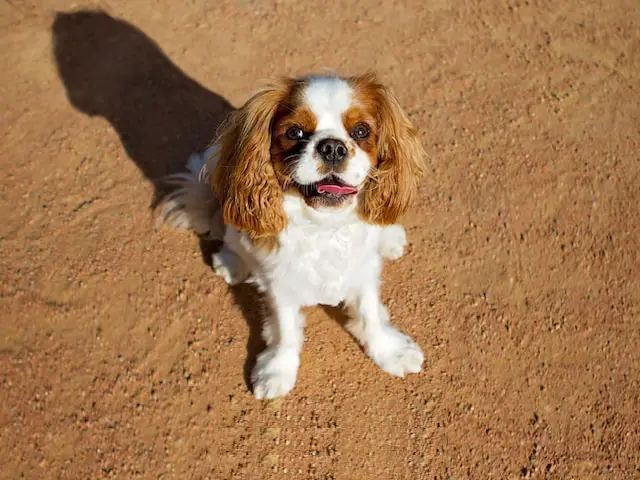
[159, 73, 426, 399]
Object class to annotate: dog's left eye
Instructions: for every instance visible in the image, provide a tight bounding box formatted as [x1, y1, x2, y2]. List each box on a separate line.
[286, 126, 305, 141]
[351, 123, 370, 140]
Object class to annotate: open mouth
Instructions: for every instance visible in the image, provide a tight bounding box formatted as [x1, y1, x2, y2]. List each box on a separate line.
[297, 175, 359, 199]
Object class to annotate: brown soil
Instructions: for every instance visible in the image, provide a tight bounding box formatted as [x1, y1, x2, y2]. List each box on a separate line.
[2, 1, 639, 478]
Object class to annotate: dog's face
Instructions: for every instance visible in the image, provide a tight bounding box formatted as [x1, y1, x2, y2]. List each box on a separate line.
[212, 73, 425, 239]
[270, 76, 379, 210]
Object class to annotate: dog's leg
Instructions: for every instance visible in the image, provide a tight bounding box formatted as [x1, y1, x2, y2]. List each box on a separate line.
[378, 224, 407, 261]
[211, 246, 250, 285]
[251, 296, 304, 399]
[345, 270, 423, 377]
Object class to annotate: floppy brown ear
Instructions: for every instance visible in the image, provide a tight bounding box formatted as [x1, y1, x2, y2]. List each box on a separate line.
[356, 75, 425, 225]
[211, 79, 293, 238]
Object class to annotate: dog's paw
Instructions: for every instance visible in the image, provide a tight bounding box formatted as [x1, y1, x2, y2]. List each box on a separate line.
[212, 248, 249, 285]
[251, 348, 299, 400]
[379, 224, 407, 261]
[367, 326, 424, 377]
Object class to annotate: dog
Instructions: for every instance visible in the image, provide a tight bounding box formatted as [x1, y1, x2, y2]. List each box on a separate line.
[158, 72, 426, 399]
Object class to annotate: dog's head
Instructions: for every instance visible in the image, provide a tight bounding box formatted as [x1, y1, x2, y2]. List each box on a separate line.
[211, 73, 425, 239]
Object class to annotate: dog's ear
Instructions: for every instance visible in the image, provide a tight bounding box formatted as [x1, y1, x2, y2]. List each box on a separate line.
[211, 78, 294, 239]
[354, 74, 425, 225]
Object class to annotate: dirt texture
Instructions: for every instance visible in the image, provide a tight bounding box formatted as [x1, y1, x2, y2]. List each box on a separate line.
[1, 0, 639, 478]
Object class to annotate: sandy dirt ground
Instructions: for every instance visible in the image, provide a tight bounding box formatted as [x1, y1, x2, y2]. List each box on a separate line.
[1, 0, 639, 478]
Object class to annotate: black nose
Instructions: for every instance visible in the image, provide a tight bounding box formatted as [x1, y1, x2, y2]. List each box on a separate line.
[316, 138, 348, 164]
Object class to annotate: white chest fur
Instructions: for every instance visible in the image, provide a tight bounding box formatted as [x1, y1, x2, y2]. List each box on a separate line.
[267, 220, 380, 307]
[229, 195, 383, 308]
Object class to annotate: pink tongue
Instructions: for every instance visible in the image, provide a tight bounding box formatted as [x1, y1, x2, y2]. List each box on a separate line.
[317, 184, 357, 195]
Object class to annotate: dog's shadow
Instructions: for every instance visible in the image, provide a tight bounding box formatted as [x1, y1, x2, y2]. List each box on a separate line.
[53, 10, 354, 391]
[52, 10, 233, 191]
[52, 9, 262, 389]
[198, 238, 268, 388]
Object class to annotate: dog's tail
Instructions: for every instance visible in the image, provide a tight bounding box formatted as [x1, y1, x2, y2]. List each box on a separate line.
[155, 144, 225, 239]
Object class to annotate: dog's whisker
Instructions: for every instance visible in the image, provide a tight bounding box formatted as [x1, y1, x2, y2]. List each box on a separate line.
[283, 153, 301, 163]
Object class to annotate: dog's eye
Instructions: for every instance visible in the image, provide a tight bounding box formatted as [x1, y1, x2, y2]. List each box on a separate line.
[286, 126, 305, 141]
[351, 123, 370, 140]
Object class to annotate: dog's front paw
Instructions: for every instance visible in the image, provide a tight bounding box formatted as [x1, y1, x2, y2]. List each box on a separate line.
[212, 247, 249, 285]
[251, 347, 299, 399]
[379, 224, 407, 261]
[367, 326, 424, 377]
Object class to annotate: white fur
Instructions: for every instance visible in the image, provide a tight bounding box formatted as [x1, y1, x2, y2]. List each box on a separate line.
[156, 145, 224, 239]
[304, 76, 353, 120]
[157, 78, 423, 399]
[379, 224, 407, 260]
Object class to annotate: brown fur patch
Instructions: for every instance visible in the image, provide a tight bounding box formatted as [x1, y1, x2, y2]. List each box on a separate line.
[211, 77, 298, 242]
[341, 105, 378, 163]
[269, 81, 318, 192]
[347, 73, 426, 225]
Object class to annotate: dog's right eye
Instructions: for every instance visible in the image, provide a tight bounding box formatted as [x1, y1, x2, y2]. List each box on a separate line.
[286, 126, 305, 141]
